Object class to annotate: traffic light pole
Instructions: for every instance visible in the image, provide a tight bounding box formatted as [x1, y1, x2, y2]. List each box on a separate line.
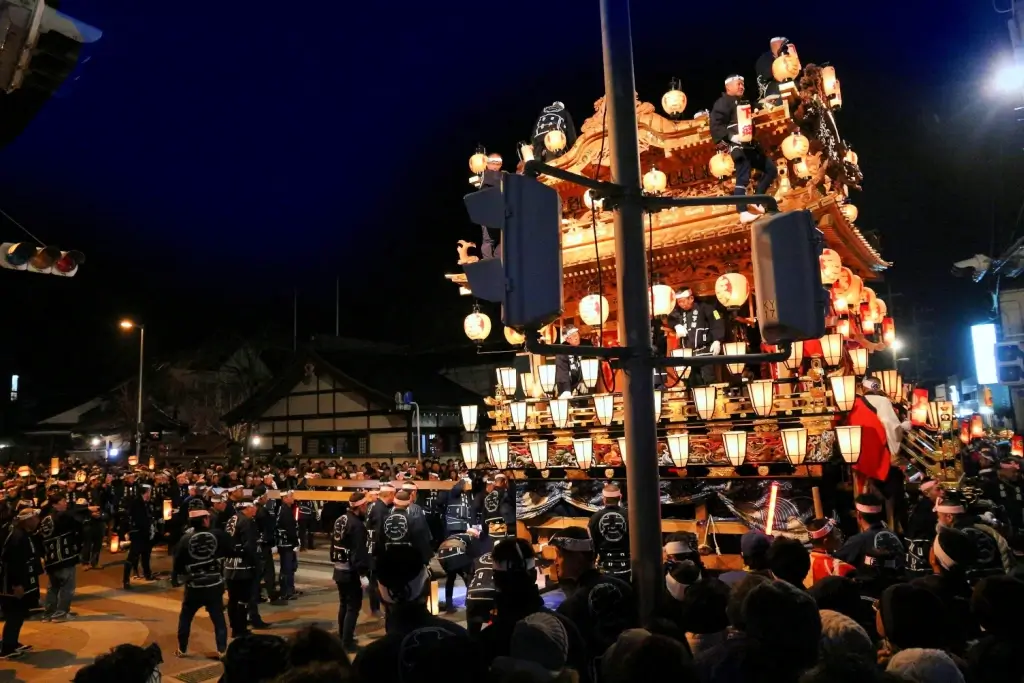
[598, 0, 661, 627]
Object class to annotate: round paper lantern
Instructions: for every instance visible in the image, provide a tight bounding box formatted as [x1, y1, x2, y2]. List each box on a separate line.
[583, 190, 604, 212]
[503, 326, 525, 346]
[709, 151, 735, 179]
[844, 275, 864, 308]
[772, 54, 801, 82]
[793, 159, 812, 179]
[840, 203, 858, 223]
[469, 148, 488, 175]
[819, 248, 843, 284]
[649, 284, 675, 317]
[844, 148, 858, 165]
[661, 84, 687, 116]
[643, 167, 667, 194]
[544, 129, 566, 153]
[579, 294, 610, 327]
[874, 298, 887, 318]
[464, 309, 492, 342]
[715, 273, 749, 308]
[861, 287, 877, 309]
[781, 131, 809, 160]
[833, 267, 863, 307]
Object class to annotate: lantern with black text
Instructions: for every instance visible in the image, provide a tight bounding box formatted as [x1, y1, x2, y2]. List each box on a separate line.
[661, 78, 687, 117]
[735, 103, 753, 142]
[819, 248, 842, 285]
[881, 318, 895, 345]
[970, 414, 984, 439]
[579, 294, 610, 327]
[464, 307, 491, 343]
[715, 273, 749, 308]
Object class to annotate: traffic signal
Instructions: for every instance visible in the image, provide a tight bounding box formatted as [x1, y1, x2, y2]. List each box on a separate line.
[0, 0, 101, 147]
[462, 171, 564, 328]
[0, 242, 85, 276]
[750, 210, 828, 344]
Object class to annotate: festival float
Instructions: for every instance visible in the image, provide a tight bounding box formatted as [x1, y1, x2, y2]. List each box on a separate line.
[449, 58, 939, 565]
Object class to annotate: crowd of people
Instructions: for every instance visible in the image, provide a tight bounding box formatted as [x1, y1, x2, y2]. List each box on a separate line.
[0, 437, 1022, 682]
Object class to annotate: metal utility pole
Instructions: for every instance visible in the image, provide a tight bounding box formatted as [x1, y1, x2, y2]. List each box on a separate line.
[599, 0, 662, 626]
[135, 324, 145, 461]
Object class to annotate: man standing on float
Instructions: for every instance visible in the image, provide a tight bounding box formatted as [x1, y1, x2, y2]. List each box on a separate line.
[710, 74, 778, 224]
[668, 288, 725, 386]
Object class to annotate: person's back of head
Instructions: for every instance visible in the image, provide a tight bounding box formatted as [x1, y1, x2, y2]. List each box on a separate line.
[401, 625, 478, 683]
[971, 575, 1024, 640]
[767, 536, 811, 589]
[740, 531, 773, 571]
[73, 644, 163, 683]
[799, 652, 892, 683]
[272, 662, 355, 683]
[222, 634, 291, 683]
[726, 572, 771, 630]
[377, 544, 430, 605]
[885, 648, 965, 683]
[679, 578, 730, 635]
[879, 584, 949, 652]
[616, 633, 697, 683]
[967, 635, 1024, 683]
[289, 625, 351, 669]
[743, 580, 821, 674]
[492, 537, 539, 595]
[818, 609, 874, 661]
[808, 576, 863, 621]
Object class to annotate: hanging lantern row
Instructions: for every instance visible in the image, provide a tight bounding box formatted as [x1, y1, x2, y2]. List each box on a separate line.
[460, 423, 862, 470]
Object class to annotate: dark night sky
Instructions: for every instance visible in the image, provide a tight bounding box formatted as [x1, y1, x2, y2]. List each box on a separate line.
[1, 0, 1022, 420]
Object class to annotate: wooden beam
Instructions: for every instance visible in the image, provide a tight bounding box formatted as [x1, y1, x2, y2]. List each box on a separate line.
[525, 516, 748, 535]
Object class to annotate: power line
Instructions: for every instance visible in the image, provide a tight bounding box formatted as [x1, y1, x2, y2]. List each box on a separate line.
[0, 206, 46, 247]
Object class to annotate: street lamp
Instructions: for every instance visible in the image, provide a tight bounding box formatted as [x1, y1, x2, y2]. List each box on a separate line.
[989, 61, 1024, 95]
[119, 319, 145, 464]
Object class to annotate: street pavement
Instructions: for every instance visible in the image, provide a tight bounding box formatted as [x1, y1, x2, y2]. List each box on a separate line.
[2, 544, 470, 683]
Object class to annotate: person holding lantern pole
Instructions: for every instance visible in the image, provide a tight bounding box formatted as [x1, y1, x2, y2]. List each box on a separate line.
[755, 37, 795, 108]
[709, 74, 778, 225]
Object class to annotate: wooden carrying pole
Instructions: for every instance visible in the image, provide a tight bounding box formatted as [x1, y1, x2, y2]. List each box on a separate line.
[812, 486, 824, 519]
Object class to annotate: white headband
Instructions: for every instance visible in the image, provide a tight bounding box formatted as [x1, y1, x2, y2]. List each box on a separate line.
[771, 36, 787, 42]
[664, 541, 691, 556]
[189, 509, 210, 518]
[933, 535, 956, 570]
[551, 536, 594, 553]
[675, 289, 692, 299]
[920, 480, 938, 492]
[934, 502, 965, 514]
[725, 75, 744, 85]
[380, 484, 396, 492]
[402, 483, 417, 491]
[808, 519, 836, 540]
[603, 489, 622, 498]
[665, 572, 688, 601]
[855, 503, 883, 514]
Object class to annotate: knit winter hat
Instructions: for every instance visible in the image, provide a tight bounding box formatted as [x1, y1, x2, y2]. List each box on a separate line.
[492, 613, 569, 679]
[818, 609, 873, 660]
[886, 648, 965, 683]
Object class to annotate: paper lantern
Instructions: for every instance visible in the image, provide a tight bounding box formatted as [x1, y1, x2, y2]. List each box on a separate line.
[819, 333, 844, 367]
[666, 433, 690, 467]
[148, 457, 156, 471]
[544, 129, 566, 153]
[830, 375, 856, 412]
[572, 437, 593, 469]
[50, 457, 59, 476]
[937, 402, 954, 431]
[661, 81, 687, 116]
[163, 499, 173, 521]
[839, 272, 863, 308]
[971, 414, 984, 438]
[793, 159, 812, 179]
[581, 359, 599, 390]
[643, 167, 668, 194]
[583, 190, 604, 212]
[836, 318, 851, 337]
[469, 147, 488, 175]
[715, 273, 749, 308]
[784, 340, 804, 370]
[671, 348, 693, 379]
[735, 103, 753, 142]
[464, 309, 492, 342]
[75, 470, 86, 484]
[550, 398, 571, 429]
[460, 441, 479, 469]
[835, 425, 862, 464]
[879, 370, 900, 401]
[832, 288, 849, 313]
[504, 327, 526, 346]
[709, 151, 735, 178]
[528, 440, 549, 469]
[1012, 435, 1023, 457]
[722, 431, 748, 467]
[693, 386, 717, 420]
[829, 79, 843, 108]
[128, 455, 139, 467]
[17, 465, 31, 478]
[654, 389, 663, 420]
[538, 365, 556, 394]
[649, 284, 675, 317]
[844, 148, 858, 166]
[748, 379, 775, 416]
[496, 367, 517, 396]
[781, 428, 808, 465]
[593, 394, 614, 425]
[882, 318, 895, 345]
[579, 294, 610, 327]
[461, 405, 478, 432]
[781, 131, 810, 160]
[822, 66, 838, 95]
[849, 348, 868, 375]
[519, 372, 535, 397]
[772, 54, 801, 82]
[109, 533, 120, 553]
[861, 316, 875, 335]
[725, 341, 746, 375]
[839, 203, 859, 224]
[510, 401, 528, 430]
[959, 420, 970, 444]
[819, 249, 843, 285]
[875, 298, 888, 318]
[487, 440, 510, 469]
[616, 437, 629, 462]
